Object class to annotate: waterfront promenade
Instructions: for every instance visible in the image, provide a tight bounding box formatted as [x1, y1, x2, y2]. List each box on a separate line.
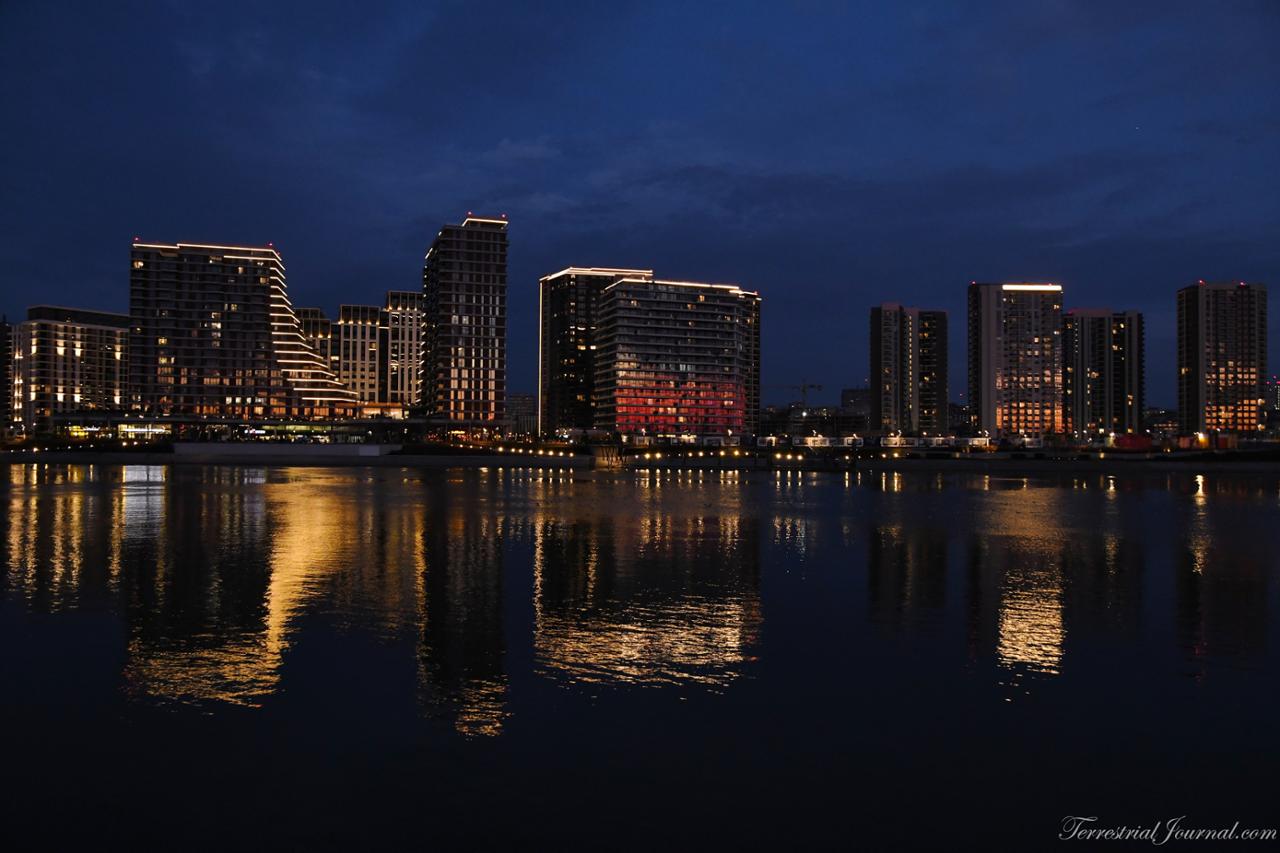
[4, 442, 1277, 475]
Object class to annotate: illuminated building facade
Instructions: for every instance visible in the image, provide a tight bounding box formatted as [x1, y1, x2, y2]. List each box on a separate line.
[420, 216, 508, 426]
[11, 305, 129, 432]
[384, 290, 424, 407]
[1177, 281, 1268, 434]
[967, 282, 1064, 437]
[594, 278, 761, 437]
[1, 315, 11, 428]
[337, 304, 385, 402]
[1062, 309, 1145, 435]
[538, 267, 653, 434]
[129, 241, 355, 419]
[869, 303, 948, 434]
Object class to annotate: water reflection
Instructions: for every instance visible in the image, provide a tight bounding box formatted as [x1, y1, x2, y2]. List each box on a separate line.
[867, 524, 948, 631]
[963, 489, 1070, 687]
[119, 468, 363, 708]
[1173, 474, 1269, 667]
[417, 484, 509, 737]
[532, 514, 762, 690]
[2, 464, 1277, 731]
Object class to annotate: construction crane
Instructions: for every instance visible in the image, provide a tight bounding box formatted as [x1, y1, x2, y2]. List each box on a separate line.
[773, 380, 823, 407]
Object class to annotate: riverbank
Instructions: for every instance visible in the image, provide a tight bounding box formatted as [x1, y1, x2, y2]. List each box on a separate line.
[2, 449, 592, 469]
[6, 448, 1277, 476]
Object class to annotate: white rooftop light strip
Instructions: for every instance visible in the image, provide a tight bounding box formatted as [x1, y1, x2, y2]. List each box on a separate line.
[1001, 284, 1061, 292]
[542, 267, 655, 280]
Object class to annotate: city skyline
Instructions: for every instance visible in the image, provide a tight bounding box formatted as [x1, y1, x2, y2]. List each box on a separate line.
[3, 3, 1278, 408]
[8, 239, 1270, 436]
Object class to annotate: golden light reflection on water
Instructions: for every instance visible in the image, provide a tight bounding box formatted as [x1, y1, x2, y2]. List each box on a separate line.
[532, 511, 761, 690]
[971, 489, 1069, 683]
[122, 468, 366, 707]
[4, 464, 1275, 727]
[996, 569, 1065, 676]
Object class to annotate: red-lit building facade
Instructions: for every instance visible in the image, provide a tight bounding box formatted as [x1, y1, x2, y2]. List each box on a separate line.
[592, 277, 761, 438]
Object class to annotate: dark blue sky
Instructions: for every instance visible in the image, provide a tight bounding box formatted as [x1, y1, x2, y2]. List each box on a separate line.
[3, 1, 1277, 406]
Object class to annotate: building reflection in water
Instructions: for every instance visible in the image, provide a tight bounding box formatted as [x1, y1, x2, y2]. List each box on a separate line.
[1174, 474, 1269, 669]
[964, 487, 1068, 689]
[119, 467, 356, 707]
[867, 523, 948, 632]
[4, 463, 1274, 728]
[6, 464, 127, 610]
[416, 474, 510, 737]
[117, 467, 430, 708]
[531, 490, 762, 690]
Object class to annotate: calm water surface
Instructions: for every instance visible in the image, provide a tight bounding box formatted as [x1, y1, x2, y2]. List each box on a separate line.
[2, 464, 1277, 849]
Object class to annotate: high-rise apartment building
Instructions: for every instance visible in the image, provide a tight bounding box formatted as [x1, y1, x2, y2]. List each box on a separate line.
[1062, 309, 1145, 436]
[11, 306, 129, 432]
[384, 291, 424, 407]
[967, 282, 1064, 437]
[869, 303, 948, 434]
[420, 215, 508, 426]
[1176, 281, 1268, 434]
[592, 277, 761, 437]
[1, 315, 12, 429]
[337, 304, 385, 403]
[537, 267, 653, 434]
[129, 241, 355, 419]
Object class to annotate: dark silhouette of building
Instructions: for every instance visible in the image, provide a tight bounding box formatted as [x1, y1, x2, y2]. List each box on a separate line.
[537, 267, 651, 434]
[869, 303, 948, 434]
[1063, 309, 1145, 436]
[1176, 281, 1267, 434]
[420, 215, 508, 427]
[129, 241, 354, 419]
[839, 387, 871, 434]
[506, 391, 536, 435]
[296, 307, 338, 379]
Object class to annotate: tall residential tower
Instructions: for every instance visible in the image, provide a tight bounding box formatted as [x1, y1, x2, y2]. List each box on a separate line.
[1176, 281, 1268, 434]
[967, 282, 1064, 437]
[592, 277, 761, 437]
[1062, 309, 1145, 435]
[537, 267, 653, 434]
[869, 303, 948, 434]
[419, 216, 508, 426]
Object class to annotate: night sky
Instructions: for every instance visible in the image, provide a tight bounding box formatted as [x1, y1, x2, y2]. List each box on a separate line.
[3, 1, 1277, 407]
